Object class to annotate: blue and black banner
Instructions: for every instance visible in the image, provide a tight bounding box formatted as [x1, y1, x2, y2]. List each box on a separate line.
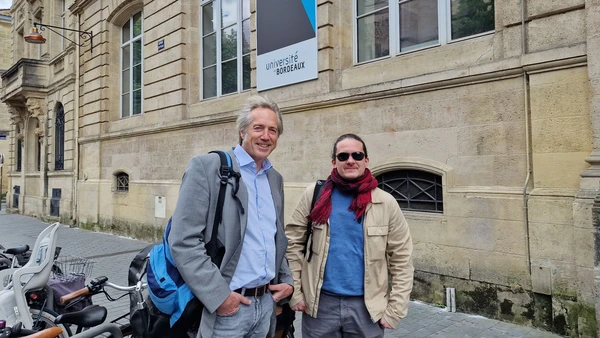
[256, 0, 318, 91]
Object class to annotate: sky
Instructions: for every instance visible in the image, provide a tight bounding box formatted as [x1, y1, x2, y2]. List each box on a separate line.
[0, 0, 11, 9]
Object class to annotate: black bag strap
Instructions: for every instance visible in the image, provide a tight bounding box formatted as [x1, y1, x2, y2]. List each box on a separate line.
[128, 243, 157, 286]
[302, 180, 325, 263]
[206, 151, 240, 268]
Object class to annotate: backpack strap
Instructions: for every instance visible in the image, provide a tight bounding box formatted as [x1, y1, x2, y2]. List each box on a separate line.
[206, 150, 240, 268]
[128, 243, 157, 286]
[302, 180, 325, 263]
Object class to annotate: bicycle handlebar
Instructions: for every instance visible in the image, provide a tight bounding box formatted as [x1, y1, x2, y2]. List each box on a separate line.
[21, 327, 63, 338]
[59, 286, 91, 304]
[60, 278, 148, 304]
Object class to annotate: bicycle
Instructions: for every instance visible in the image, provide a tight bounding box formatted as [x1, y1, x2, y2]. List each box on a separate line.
[1, 305, 123, 338]
[0, 223, 70, 338]
[59, 275, 148, 337]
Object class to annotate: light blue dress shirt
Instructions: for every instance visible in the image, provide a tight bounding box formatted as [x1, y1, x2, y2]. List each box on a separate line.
[229, 145, 277, 290]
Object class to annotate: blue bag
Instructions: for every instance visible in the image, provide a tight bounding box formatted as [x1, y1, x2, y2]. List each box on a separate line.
[146, 150, 236, 330]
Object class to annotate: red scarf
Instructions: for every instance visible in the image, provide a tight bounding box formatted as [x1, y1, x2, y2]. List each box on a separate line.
[307, 168, 378, 224]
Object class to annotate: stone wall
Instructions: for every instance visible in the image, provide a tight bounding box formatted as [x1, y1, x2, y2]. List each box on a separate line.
[66, 0, 600, 335]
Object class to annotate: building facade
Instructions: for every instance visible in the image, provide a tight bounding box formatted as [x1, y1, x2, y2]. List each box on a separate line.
[0, 9, 12, 198]
[2, 0, 600, 336]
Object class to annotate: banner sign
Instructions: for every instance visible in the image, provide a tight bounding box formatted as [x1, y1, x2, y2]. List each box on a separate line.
[256, 0, 318, 91]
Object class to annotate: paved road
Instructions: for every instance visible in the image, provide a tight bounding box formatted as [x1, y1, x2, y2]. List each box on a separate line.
[0, 208, 563, 337]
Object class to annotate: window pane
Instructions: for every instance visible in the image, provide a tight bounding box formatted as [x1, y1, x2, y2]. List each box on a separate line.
[357, 8, 389, 63]
[203, 66, 217, 98]
[221, 59, 237, 94]
[243, 54, 250, 90]
[399, 0, 439, 52]
[357, 0, 388, 16]
[122, 20, 130, 42]
[451, 0, 494, 40]
[202, 3, 216, 35]
[243, 0, 250, 20]
[242, 19, 250, 54]
[203, 33, 217, 67]
[221, 0, 238, 28]
[133, 64, 142, 90]
[133, 90, 142, 115]
[133, 40, 142, 65]
[133, 12, 143, 37]
[122, 45, 130, 70]
[122, 69, 130, 94]
[221, 26, 237, 61]
[122, 94, 131, 117]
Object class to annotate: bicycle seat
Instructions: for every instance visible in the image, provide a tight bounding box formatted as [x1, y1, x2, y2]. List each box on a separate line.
[54, 304, 107, 327]
[21, 327, 63, 338]
[4, 245, 29, 255]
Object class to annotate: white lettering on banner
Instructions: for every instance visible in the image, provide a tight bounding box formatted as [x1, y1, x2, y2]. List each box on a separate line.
[257, 38, 318, 91]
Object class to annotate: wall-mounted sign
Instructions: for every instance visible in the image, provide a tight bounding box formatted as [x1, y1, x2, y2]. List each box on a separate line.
[256, 0, 317, 91]
[158, 39, 165, 51]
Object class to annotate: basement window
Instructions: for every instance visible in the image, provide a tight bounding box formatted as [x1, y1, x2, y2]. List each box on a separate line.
[376, 169, 443, 213]
[115, 172, 130, 192]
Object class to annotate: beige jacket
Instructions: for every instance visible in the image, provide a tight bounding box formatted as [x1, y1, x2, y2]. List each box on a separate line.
[285, 183, 414, 328]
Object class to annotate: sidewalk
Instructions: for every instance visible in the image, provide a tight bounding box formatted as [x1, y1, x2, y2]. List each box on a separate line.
[0, 213, 563, 337]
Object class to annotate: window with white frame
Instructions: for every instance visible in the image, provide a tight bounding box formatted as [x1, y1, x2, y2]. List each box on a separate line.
[61, 0, 66, 51]
[201, 0, 251, 99]
[355, 0, 494, 63]
[121, 12, 143, 117]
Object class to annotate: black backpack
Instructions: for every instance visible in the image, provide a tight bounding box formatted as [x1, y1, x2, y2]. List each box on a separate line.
[301, 180, 325, 262]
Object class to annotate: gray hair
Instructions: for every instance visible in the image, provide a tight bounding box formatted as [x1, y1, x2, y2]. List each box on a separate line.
[237, 95, 284, 144]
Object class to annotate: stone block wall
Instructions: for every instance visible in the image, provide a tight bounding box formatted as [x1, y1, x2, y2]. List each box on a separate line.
[67, 0, 600, 335]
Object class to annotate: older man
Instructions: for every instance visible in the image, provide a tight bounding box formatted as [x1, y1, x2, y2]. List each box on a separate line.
[169, 96, 293, 338]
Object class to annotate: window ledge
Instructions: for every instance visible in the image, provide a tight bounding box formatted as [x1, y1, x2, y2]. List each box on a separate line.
[403, 210, 445, 221]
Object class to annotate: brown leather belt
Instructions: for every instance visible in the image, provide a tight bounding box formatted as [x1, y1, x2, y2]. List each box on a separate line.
[234, 284, 269, 297]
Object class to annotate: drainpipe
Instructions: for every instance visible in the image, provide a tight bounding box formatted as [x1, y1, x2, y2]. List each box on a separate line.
[72, 14, 81, 225]
[521, 0, 533, 276]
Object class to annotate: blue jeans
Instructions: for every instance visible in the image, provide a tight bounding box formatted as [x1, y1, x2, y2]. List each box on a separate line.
[212, 292, 274, 338]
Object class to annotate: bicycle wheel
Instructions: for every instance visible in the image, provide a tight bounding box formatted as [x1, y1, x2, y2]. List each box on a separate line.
[108, 313, 133, 338]
[30, 307, 73, 338]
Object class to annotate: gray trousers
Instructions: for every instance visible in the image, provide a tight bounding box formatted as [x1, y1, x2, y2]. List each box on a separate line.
[302, 292, 385, 338]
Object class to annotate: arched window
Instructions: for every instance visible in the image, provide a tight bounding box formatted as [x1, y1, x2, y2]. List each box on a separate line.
[36, 121, 41, 171]
[55, 103, 65, 170]
[116, 172, 130, 192]
[16, 127, 22, 172]
[121, 12, 143, 117]
[376, 169, 443, 213]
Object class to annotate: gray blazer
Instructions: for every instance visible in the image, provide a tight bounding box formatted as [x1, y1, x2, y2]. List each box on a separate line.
[168, 148, 293, 337]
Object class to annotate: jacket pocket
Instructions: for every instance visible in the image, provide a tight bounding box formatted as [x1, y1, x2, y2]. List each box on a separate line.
[309, 224, 326, 256]
[367, 226, 388, 261]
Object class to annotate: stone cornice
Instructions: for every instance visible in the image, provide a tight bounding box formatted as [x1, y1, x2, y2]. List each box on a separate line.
[1, 58, 47, 80]
[69, 0, 95, 15]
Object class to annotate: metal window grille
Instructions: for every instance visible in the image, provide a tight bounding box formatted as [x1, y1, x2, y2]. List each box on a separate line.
[116, 173, 129, 192]
[376, 169, 443, 213]
[55, 104, 65, 170]
[50, 189, 61, 217]
[13, 186, 20, 208]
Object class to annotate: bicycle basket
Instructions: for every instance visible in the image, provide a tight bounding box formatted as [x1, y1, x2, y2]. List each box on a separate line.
[51, 255, 94, 281]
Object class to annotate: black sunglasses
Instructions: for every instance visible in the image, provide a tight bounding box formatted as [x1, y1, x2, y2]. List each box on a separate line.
[335, 152, 366, 162]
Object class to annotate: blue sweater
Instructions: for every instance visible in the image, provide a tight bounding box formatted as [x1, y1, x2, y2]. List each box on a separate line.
[321, 188, 365, 296]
